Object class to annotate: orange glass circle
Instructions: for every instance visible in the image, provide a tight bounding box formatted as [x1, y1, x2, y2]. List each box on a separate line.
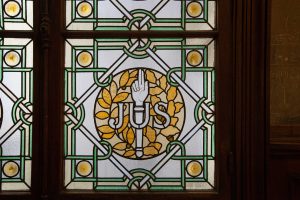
[3, 161, 19, 177]
[4, 51, 21, 67]
[187, 2, 203, 18]
[77, 51, 93, 67]
[187, 50, 203, 66]
[187, 161, 202, 177]
[77, 161, 92, 177]
[4, 1, 21, 17]
[77, 1, 93, 18]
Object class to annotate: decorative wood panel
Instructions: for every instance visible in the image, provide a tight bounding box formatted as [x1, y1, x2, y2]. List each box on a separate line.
[268, 0, 300, 200]
[268, 150, 300, 200]
[270, 0, 300, 142]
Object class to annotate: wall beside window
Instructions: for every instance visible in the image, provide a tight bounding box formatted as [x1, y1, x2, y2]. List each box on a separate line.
[270, 0, 300, 142]
[268, 0, 300, 199]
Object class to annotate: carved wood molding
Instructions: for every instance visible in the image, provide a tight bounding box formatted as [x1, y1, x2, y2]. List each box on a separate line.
[40, 0, 50, 48]
[234, 0, 268, 199]
[270, 125, 300, 144]
[40, 16, 51, 49]
[270, 144, 300, 157]
[40, 0, 50, 200]
[288, 173, 300, 200]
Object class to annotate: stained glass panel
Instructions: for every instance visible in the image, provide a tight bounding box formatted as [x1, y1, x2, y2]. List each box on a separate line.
[0, 38, 33, 191]
[0, 0, 33, 30]
[66, 0, 216, 31]
[64, 38, 215, 191]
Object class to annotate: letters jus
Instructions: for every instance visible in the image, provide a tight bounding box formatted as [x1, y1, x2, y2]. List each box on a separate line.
[107, 70, 170, 158]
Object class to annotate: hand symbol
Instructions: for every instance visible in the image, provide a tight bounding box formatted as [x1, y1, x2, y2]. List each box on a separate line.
[131, 69, 149, 106]
[130, 69, 149, 158]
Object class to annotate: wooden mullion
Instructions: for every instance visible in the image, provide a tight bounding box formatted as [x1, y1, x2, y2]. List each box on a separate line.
[0, 31, 35, 38]
[234, 0, 268, 200]
[62, 30, 219, 38]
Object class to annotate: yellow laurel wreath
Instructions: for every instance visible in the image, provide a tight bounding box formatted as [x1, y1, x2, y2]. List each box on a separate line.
[95, 69, 184, 159]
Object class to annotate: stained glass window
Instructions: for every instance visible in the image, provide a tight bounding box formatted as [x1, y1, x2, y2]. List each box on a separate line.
[64, 0, 216, 192]
[64, 37, 215, 190]
[0, 0, 34, 191]
[66, 0, 216, 31]
[0, 0, 33, 30]
[0, 38, 33, 190]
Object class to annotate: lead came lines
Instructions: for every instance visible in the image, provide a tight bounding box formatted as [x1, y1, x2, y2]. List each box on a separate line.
[65, 0, 216, 190]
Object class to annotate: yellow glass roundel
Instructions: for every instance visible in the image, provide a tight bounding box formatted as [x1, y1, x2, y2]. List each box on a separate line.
[3, 161, 19, 177]
[77, 161, 92, 177]
[187, 50, 203, 66]
[187, 161, 202, 177]
[77, 1, 93, 18]
[4, 0, 21, 17]
[187, 2, 203, 18]
[4, 50, 21, 67]
[77, 51, 93, 67]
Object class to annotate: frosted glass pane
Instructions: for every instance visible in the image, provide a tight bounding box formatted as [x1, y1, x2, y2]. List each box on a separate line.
[66, 0, 216, 31]
[0, 0, 34, 30]
[0, 38, 33, 191]
[64, 38, 215, 191]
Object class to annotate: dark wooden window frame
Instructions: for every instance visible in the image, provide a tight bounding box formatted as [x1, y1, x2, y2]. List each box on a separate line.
[0, 0, 268, 199]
